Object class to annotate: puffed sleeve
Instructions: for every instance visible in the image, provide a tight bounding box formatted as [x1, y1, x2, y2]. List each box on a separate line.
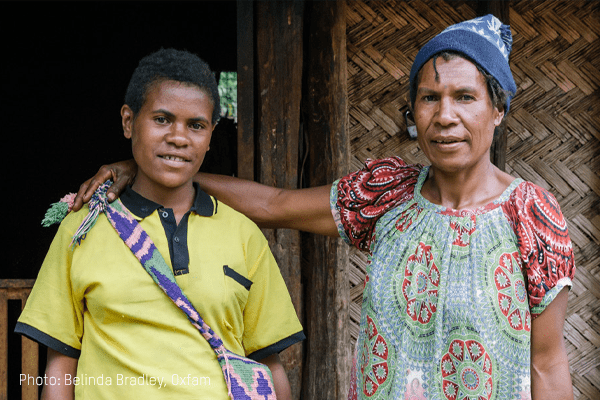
[501, 182, 576, 319]
[331, 157, 422, 252]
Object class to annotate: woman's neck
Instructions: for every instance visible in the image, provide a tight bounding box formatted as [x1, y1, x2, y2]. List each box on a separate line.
[421, 162, 514, 210]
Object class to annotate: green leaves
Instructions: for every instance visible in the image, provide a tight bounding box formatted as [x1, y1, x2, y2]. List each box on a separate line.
[218, 71, 237, 121]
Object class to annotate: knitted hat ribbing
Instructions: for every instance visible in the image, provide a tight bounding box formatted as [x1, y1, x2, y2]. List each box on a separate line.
[409, 14, 517, 113]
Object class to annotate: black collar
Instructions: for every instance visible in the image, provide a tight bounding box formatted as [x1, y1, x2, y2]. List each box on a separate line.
[120, 182, 217, 219]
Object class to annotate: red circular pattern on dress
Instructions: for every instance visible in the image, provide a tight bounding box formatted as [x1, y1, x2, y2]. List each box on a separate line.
[402, 242, 440, 324]
[493, 251, 531, 332]
[441, 339, 493, 400]
[449, 215, 477, 247]
[360, 315, 389, 397]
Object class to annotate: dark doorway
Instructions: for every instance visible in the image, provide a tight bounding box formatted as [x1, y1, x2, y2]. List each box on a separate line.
[3, 1, 237, 280]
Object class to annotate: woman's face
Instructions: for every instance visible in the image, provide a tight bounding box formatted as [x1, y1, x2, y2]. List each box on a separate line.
[414, 56, 503, 175]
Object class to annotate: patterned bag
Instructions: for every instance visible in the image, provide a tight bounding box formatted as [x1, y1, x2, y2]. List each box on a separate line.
[43, 182, 277, 400]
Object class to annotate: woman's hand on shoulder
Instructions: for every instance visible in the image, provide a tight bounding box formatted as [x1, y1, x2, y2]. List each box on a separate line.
[72, 159, 137, 212]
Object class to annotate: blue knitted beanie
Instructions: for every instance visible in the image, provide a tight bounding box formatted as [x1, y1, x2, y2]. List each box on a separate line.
[409, 14, 517, 113]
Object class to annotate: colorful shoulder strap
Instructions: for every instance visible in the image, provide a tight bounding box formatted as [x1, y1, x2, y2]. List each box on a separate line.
[43, 182, 276, 400]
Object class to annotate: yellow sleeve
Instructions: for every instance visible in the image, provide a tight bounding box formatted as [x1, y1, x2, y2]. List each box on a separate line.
[15, 212, 86, 357]
[241, 232, 304, 361]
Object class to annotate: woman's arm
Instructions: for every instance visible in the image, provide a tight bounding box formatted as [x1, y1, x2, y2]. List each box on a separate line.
[194, 172, 338, 236]
[260, 353, 292, 400]
[73, 160, 339, 236]
[41, 348, 77, 400]
[530, 287, 573, 400]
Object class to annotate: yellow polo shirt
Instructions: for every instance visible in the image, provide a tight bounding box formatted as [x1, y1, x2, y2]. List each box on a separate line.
[16, 185, 304, 399]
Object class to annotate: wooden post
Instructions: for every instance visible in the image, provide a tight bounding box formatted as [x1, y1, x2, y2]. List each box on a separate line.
[237, 0, 255, 180]
[19, 289, 38, 400]
[302, 1, 350, 399]
[254, 2, 305, 398]
[0, 279, 37, 400]
[478, 0, 510, 171]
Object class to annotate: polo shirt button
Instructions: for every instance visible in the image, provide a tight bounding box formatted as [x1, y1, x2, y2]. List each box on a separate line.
[174, 236, 180, 243]
[162, 211, 169, 218]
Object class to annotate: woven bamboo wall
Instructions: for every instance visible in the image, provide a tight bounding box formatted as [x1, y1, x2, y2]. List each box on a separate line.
[345, 1, 600, 398]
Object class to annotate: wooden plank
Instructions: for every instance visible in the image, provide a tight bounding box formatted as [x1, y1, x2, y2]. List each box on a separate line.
[302, 1, 350, 399]
[1, 281, 38, 400]
[237, 0, 255, 180]
[0, 279, 35, 289]
[20, 291, 38, 400]
[254, 2, 304, 398]
[20, 338, 39, 400]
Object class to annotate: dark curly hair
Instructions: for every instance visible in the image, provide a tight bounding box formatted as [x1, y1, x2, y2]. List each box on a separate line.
[124, 48, 221, 124]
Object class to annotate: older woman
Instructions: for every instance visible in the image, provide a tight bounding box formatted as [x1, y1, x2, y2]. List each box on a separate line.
[76, 14, 575, 400]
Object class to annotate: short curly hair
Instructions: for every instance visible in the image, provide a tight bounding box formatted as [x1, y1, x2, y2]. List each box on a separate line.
[124, 48, 221, 124]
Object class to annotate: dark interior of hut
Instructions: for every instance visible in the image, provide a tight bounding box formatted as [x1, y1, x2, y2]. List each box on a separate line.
[4, 2, 237, 278]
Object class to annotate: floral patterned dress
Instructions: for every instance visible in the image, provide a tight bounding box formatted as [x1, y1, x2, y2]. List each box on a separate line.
[331, 157, 575, 400]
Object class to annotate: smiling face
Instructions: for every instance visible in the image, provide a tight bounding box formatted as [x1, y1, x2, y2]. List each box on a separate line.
[414, 56, 503, 175]
[122, 80, 215, 201]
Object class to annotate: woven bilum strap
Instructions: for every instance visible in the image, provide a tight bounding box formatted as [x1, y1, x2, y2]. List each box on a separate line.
[44, 182, 276, 399]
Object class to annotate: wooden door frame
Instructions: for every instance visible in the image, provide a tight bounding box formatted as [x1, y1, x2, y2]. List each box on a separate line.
[234, 2, 509, 398]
